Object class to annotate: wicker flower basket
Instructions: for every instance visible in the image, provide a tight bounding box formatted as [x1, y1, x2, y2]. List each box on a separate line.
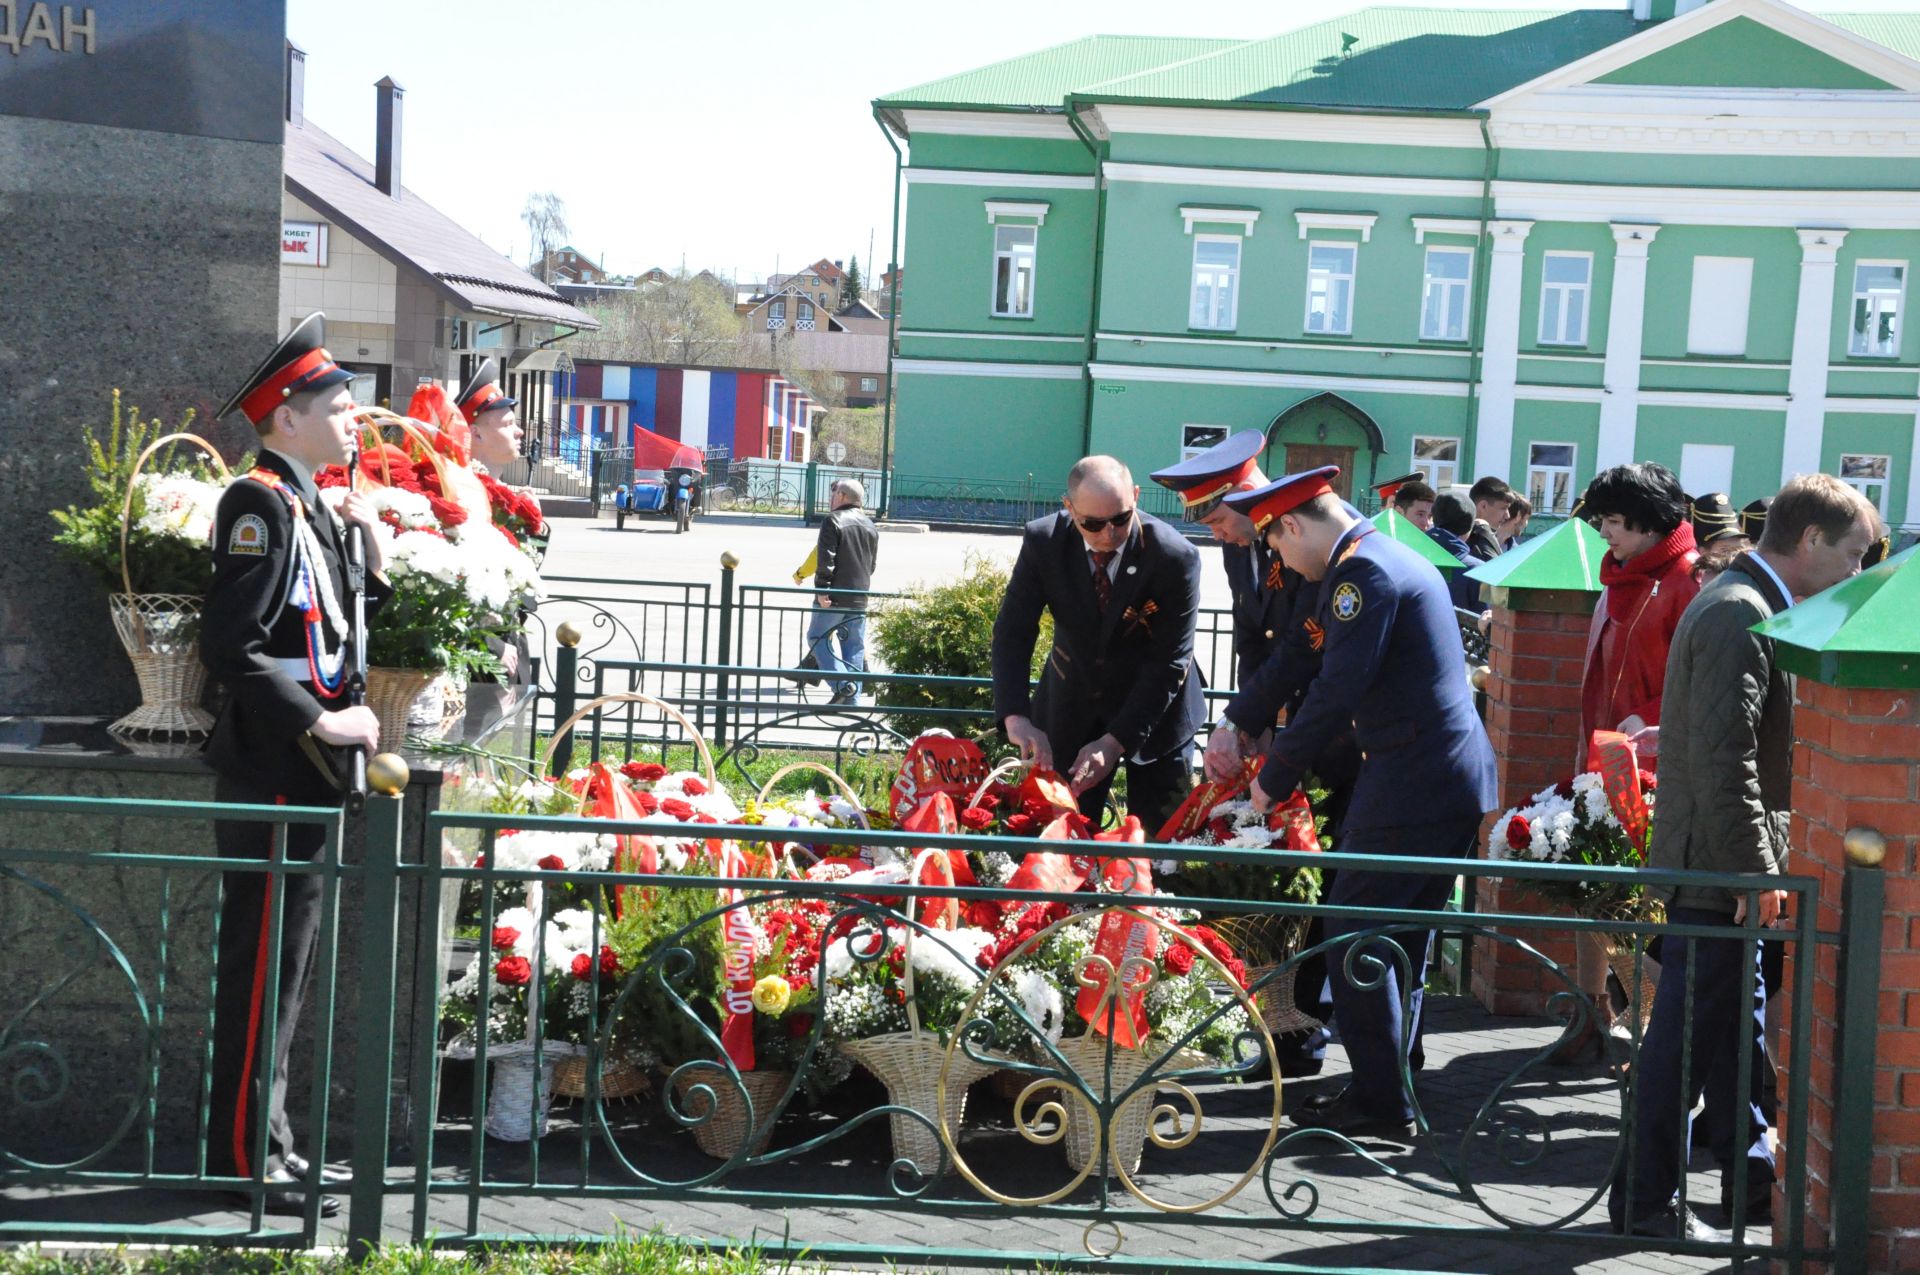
[671, 1065, 791, 1160]
[108, 432, 232, 738]
[365, 665, 434, 753]
[108, 593, 214, 735]
[553, 1051, 653, 1103]
[1211, 913, 1321, 1038]
[483, 1042, 582, 1141]
[839, 1032, 995, 1175]
[1054, 1034, 1208, 1178]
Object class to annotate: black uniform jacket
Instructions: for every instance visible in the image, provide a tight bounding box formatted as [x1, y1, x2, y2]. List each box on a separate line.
[1225, 558, 1362, 792]
[201, 449, 392, 796]
[1221, 538, 1292, 683]
[991, 510, 1205, 764]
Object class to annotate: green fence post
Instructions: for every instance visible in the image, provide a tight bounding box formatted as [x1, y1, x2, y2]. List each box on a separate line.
[804, 461, 820, 522]
[347, 758, 410, 1258]
[550, 625, 581, 778]
[1833, 828, 1887, 1273]
[715, 551, 738, 751]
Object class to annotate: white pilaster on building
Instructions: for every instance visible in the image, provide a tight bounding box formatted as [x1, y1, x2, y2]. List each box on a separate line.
[1784, 228, 1848, 485]
[1595, 223, 1659, 474]
[1470, 219, 1533, 483]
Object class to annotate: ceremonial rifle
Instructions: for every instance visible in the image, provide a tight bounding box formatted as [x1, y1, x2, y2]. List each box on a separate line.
[342, 444, 370, 814]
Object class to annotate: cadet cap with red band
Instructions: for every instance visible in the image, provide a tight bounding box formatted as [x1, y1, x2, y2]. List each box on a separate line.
[456, 358, 518, 424]
[1223, 465, 1341, 533]
[1147, 431, 1266, 519]
[1373, 471, 1423, 504]
[217, 312, 354, 426]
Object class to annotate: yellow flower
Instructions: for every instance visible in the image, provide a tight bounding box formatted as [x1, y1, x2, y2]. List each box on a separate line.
[751, 974, 791, 1016]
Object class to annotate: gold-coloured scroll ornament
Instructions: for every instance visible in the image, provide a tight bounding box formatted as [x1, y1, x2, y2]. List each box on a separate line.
[937, 905, 1282, 1218]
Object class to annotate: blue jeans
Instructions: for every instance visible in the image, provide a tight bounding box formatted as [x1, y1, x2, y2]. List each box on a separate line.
[806, 607, 866, 697]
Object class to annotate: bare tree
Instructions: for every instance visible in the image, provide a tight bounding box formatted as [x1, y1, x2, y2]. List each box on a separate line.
[521, 193, 571, 280]
[578, 270, 745, 365]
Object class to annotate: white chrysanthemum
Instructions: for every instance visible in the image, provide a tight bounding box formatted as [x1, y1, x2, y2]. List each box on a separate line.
[1011, 969, 1065, 1044]
[136, 473, 225, 545]
[909, 927, 991, 986]
[1224, 827, 1275, 849]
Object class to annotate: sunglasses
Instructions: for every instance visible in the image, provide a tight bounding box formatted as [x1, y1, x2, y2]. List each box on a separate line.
[1074, 508, 1134, 534]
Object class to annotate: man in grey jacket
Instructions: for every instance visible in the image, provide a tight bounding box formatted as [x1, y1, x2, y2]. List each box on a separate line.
[1612, 474, 1881, 1240]
[807, 478, 880, 706]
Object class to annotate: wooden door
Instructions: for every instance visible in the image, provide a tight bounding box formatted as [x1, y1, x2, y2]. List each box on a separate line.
[1283, 444, 1356, 499]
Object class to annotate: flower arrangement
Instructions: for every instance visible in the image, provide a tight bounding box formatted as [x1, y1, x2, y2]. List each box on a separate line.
[1487, 770, 1658, 917]
[1155, 776, 1329, 908]
[443, 898, 623, 1049]
[50, 390, 230, 596]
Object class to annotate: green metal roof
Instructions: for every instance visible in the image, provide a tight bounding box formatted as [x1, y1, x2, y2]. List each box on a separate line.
[1753, 546, 1920, 688]
[1371, 507, 1467, 571]
[1821, 13, 1920, 64]
[1083, 8, 1644, 110]
[1466, 516, 1607, 594]
[879, 35, 1244, 109]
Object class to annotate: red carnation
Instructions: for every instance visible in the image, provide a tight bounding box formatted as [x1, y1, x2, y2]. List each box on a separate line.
[1163, 942, 1196, 976]
[958, 807, 993, 831]
[1638, 770, 1659, 792]
[623, 762, 668, 784]
[681, 777, 709, 796]
[1505, 815, 1531, 852]
[426, 493, 469, 527]
[570, 952, 593, 979]
[965, 901, 1002, 930]
[493, 956, 533, 986]
[538, 854, 566, 870]
[660, 797, 696, 821]
[314, 465, 349, 489]
[490, 926, 519, 951]
[1225, 957, 1249, 989]
[693, 813, 718, 825]
[632, 792, 660, 816]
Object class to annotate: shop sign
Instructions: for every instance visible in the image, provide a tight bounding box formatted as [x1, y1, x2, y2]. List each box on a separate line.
[281, 221, 328, 266]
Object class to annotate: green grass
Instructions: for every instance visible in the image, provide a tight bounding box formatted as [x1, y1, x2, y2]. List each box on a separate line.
[0, 1232, 822, 1275]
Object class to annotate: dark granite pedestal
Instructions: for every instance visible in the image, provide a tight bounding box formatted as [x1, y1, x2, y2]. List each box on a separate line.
[0, 685, 534, 1170]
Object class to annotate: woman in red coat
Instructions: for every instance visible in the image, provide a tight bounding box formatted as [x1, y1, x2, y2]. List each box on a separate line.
[1559, 463, 1699, 1063]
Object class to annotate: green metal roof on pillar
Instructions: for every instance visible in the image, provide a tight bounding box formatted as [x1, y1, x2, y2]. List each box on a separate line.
[1752, 546, 1920, 688]
[1465, 516, 1606, 613]
[1371, 507, 1465, 571]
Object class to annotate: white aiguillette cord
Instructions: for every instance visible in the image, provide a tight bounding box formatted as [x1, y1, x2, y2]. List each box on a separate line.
[288, 502, 347, 679]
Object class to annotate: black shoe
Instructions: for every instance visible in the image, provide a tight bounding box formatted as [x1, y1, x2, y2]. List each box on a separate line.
[1276, 1051, 1325, 1079]
[284, 1153, 352, 1188]
[1299, 1081, 1349, 1111]
[1289, 1093, 1415, 1141]
[826, 688, 857, 706]
[1612, 1205, 1722, 1241]
[1720, 1186, 1774, 1228]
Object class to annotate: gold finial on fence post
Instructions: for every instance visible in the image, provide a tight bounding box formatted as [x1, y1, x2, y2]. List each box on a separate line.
[1844, 827, 1887, 869]
[556, 621, 583, 648]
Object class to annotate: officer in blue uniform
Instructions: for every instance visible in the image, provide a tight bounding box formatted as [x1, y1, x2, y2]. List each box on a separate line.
[1227, 467, 1497, 1139]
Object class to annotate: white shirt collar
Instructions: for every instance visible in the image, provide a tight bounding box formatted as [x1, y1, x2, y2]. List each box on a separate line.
[1749, 551, 1796, 610]
[261, 446, 315, 491]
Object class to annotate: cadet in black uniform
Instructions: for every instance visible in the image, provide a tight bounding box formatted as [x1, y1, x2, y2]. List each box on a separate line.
[201, 313, 391, 1214]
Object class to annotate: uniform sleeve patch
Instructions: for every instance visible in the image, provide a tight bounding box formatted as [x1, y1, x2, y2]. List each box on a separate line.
[228, 513, 268, 556]
[1331, 581, 1363, 622]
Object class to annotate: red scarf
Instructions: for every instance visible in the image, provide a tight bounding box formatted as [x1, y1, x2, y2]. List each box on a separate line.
[1583, 522, 1698, 751]
[1598, 522, 1697, 609]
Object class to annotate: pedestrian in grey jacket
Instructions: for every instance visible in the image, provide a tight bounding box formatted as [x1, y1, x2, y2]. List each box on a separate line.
[1613, 474, 1882, 1241]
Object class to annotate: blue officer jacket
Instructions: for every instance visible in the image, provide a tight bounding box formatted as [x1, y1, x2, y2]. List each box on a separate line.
[1255, 522, 1498, 832]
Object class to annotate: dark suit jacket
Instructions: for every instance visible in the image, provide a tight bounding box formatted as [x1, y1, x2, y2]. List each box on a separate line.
[201, 449, 391, 797]
[992, 511, 1204, 763]
[1255, 523, 1497, 832]
[1221, 539, 1292, 683]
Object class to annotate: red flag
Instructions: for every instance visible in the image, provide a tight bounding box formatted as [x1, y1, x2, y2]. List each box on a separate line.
[405, 381, 472, 465]
[629, 423, 705, 472]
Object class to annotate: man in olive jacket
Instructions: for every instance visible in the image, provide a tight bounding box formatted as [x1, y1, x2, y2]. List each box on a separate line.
[1612, 475, 1881, 1240]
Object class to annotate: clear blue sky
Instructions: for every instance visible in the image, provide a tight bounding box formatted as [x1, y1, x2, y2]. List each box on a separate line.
[286, 0, 1920, 285]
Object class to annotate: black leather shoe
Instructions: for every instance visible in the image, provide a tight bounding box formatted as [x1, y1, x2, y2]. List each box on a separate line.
[1720, 1186, 1774, 1228]
[827, 688, 857, 706]
[1275, 1051, 1325, 1079]
[1299, 1082, 1349, 1111]
[1612, 1205, 1722, 1241]
[1289, 1094, 1415, 1141]
[284, 1153, 352, 1188]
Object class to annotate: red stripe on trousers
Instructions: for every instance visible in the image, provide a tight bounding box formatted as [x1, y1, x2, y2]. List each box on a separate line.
[231, 796, 285, 1177]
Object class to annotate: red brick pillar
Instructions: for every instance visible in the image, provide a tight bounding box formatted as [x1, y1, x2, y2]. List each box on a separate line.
[1779, 678, 1920, 1272]
[1470, 598, 1592, 1015]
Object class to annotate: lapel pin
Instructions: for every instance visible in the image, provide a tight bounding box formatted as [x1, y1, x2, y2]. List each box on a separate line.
[1126, 565, 1137, 575]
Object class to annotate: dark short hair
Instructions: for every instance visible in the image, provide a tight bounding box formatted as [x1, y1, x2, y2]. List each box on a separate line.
[1393, 480, 1437, 508]
[1470, 476, 1513, 504]
[1286, 492, 1345, 524]
[1758, 474, 1882, 554]
[1433, 491, 1475, 536]
[1579, 463, 1687, 537]
[1506, 492, 1533, 519]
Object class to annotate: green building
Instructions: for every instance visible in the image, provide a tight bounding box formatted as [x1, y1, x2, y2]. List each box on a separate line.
[875, 0, 1920, 529]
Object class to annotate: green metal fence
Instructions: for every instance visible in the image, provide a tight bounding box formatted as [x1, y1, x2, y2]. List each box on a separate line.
[0, 778, 1885, 1269]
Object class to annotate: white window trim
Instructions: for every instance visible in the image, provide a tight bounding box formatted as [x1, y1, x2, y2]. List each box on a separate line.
[1538, 251, 1594, 347]
[1179, 424, 1232, 461]
[1412, 217, 1482, 244]
[1849, 258, 1907, 359]
[1420, 245, 1474, 343]
[1180, 206, 1260, 236]
[1304, 240, 1357, 336]
[1294, 210, 1377, 242]
[991, 224, 1038, 320]
[1527, 441, 1580, 514]
[1411, 435, 1462, 487]
[985, 199, 1050, 226]
[1838, 451, 1893, 512]
[1189, 233, 1242, 331]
